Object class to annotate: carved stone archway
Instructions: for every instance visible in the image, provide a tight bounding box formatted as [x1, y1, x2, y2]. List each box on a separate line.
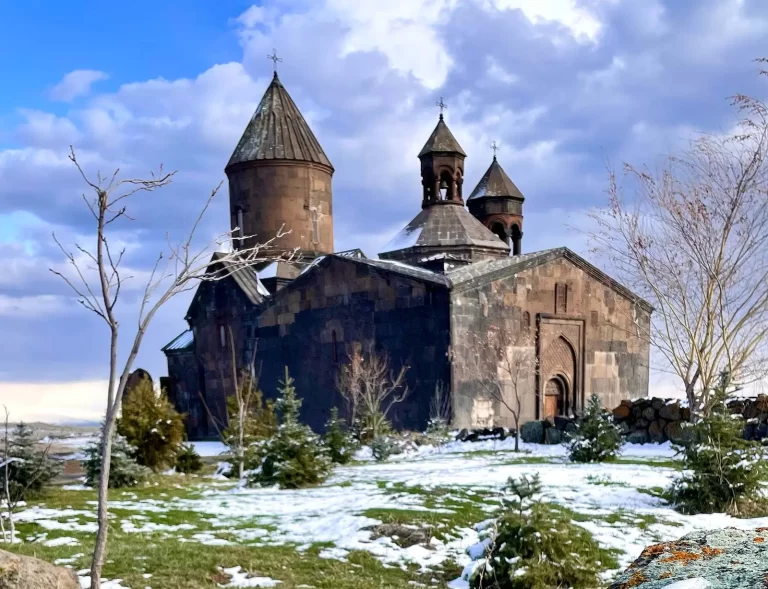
[536, 316, 585, 419]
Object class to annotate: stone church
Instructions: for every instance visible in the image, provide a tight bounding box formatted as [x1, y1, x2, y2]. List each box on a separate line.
[162, 71, 652, 440]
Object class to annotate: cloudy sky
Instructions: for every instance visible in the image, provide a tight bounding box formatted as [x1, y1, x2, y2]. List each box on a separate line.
[1, 0, 767, 422]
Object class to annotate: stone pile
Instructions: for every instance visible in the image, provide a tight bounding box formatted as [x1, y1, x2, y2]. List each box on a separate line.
[611, 398, 691, 444]
[725, 395, 768, 440]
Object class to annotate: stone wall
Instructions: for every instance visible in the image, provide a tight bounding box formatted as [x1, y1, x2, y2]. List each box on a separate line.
[227, 160, 334, 255]
[451, 254, 651, 429]
[253, 257, 452, 432]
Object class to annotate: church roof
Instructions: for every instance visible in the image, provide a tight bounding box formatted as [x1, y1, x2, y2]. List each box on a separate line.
[162, 329, 194, 354]
[227, 72, 333, 170]
[418, 115, 467, 157]
[379, 204, 509, 257]
[467, 157, 525, 201]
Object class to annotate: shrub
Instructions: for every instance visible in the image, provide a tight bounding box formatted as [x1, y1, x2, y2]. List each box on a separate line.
[1, 423, 61, 503]
[670, 372, 768, 515]
[83, 432, 150, 488]
[248, 368, 332, 489]
[568, 394, 623, 463]
[371, 435, 400, 462]
[117, 375, 185, 471]
[469, 474, 605, 589]
[222, 373, 277, 451]
[425, 418, 452, 447]
[324, 408, 358, 465]
[175, 444, 203, 474]
[520, 420, 544, 444]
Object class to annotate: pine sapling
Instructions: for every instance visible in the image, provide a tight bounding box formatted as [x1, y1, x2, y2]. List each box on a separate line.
[568, 394, 622, 463]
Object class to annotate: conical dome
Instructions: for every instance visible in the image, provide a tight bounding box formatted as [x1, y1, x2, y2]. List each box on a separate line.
[418, 115, 466, 157]
[227, 72, 333, 170]
[468, 156, 524, 201]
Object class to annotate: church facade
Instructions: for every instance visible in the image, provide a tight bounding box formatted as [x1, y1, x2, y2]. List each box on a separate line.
[162, 72, 652, 440]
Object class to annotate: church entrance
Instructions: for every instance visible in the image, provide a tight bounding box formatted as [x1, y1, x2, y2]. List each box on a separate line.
[544, 376, 567, 419]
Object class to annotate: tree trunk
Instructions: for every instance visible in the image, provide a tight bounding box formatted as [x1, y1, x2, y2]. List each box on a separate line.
[514, 420, 520, 452]
[89, 416, 116, 589]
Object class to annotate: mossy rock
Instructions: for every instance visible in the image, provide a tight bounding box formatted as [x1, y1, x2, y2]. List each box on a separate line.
[520, 420, 545, 444]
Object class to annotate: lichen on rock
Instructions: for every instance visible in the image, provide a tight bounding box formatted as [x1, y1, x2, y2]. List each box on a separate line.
[610, 528, 768, 589]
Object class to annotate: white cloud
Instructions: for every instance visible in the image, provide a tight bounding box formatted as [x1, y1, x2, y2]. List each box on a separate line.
[0, 380, 107, 423]
[485, 0, 608, 41]
[50, 70, 109, 102]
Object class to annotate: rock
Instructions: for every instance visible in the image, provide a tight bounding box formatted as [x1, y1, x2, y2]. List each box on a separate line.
[0, 549, 80, 589]
[642, 407, 657, 421]
[609, 528, 768, 588]
[681, 407, 691, 421]
[632, 405, 644, 419]
[491, 426, 506, 440]
[648, 420, 665, 443]
[520, 420, 545, 444]
[756, 395, 768, 412]
[664, 421, 684, 444]
[613, 404, 631, 420]
[651, 398, 664, 411]
[626, 431, 649, 445]
[554, 416, 572, 431]
[620, 399, 633, 407]
[755, 423, 768, 440]
[659, 403, 682, 421]
[616, 421, 630, 435]
[456, 429, 469, 441]
[743, 423, 755, 441]
[636, 418, 649, 429]
[365, 523, 432, 548]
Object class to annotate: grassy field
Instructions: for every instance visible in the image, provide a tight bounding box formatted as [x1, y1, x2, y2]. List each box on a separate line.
[4, 439, 763, 588]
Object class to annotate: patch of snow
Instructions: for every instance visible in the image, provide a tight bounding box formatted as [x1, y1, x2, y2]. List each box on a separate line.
[382, 226, 423, 252]
[218, 566, 281, 587]
[44, 536, 80, 547]
[191, 441, 229, 457]
[662, 579, 711, 589]
[62, 484, 90, 491]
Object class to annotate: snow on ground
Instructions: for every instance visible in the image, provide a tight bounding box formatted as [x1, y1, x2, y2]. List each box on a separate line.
[190, 441, 229, 457]
[14, 440, 768, 587]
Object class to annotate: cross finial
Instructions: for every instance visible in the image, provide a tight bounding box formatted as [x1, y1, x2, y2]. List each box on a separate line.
[436, 97, 447, 119]
[491, 141, 500, 159]
[267, 48, 282, 73]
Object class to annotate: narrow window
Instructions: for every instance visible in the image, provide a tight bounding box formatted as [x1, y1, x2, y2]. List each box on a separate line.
[522, 311, 531, 333]
[219, 325, 226, 349]
[555, 283, 568, 314]
[332, 330, 338, 363]
[311, 209, 319, 244]
[237, 208, 244, 242]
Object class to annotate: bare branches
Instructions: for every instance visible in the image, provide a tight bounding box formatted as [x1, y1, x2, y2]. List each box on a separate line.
[336, 343, 410, 440]
[52, 148, 292, 588]
[467, 328, 537, 451]
[590, 83, 768, 416]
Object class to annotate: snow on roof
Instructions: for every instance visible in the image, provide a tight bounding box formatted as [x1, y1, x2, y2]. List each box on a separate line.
[381, 226, 423, 252]
[258, 261, 279, 279]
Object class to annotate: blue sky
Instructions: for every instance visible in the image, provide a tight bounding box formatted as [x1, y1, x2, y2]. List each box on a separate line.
[1, 0, 767, 421]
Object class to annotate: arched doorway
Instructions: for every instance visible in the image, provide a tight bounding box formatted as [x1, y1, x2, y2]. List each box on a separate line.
[544, 375, 568, 420]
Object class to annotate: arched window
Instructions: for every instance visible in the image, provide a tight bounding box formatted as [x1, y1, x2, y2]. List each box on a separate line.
[491, 222, 509, 245]
[219, 325, 226, 349]
[311, 209, 319, 245]
[332, 329, 338, 363]
[555, 282, 568, 314]
[237, 207, 244, 242]
[510, 224, 522, 256]
[522, 311, 531, 333]
[438, 170, 453, 200]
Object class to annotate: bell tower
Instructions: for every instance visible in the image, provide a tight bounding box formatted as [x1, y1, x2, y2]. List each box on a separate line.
[467, 145, 525, 255]
[418, 100, 467, 209]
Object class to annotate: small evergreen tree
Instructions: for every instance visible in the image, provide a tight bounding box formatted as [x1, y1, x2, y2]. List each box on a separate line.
[670, 371, 768, 515]
[470, 474, 606, 589]
[117, 376, 185, 471]
[83, 433, 150, 488]
[175, 444, 204, 474]
[568, 394, 622, 463]
[324, 408, 358, 465]
[248, 368, 332, 489]
[1, 423, 61, 503]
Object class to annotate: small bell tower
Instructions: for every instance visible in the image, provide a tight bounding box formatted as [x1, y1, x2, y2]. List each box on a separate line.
[467, 143, 525, 255]
[418, 99, 467, 209]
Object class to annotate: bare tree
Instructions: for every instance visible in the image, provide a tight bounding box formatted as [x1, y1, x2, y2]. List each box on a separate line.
[468, 329, 537, 452]
[429, 381, 452, 426]
[51, 148, 293, 588]
[1, 408, 13, 545]
[337, 343, 410, 441]
[590, 67, 768, 417]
